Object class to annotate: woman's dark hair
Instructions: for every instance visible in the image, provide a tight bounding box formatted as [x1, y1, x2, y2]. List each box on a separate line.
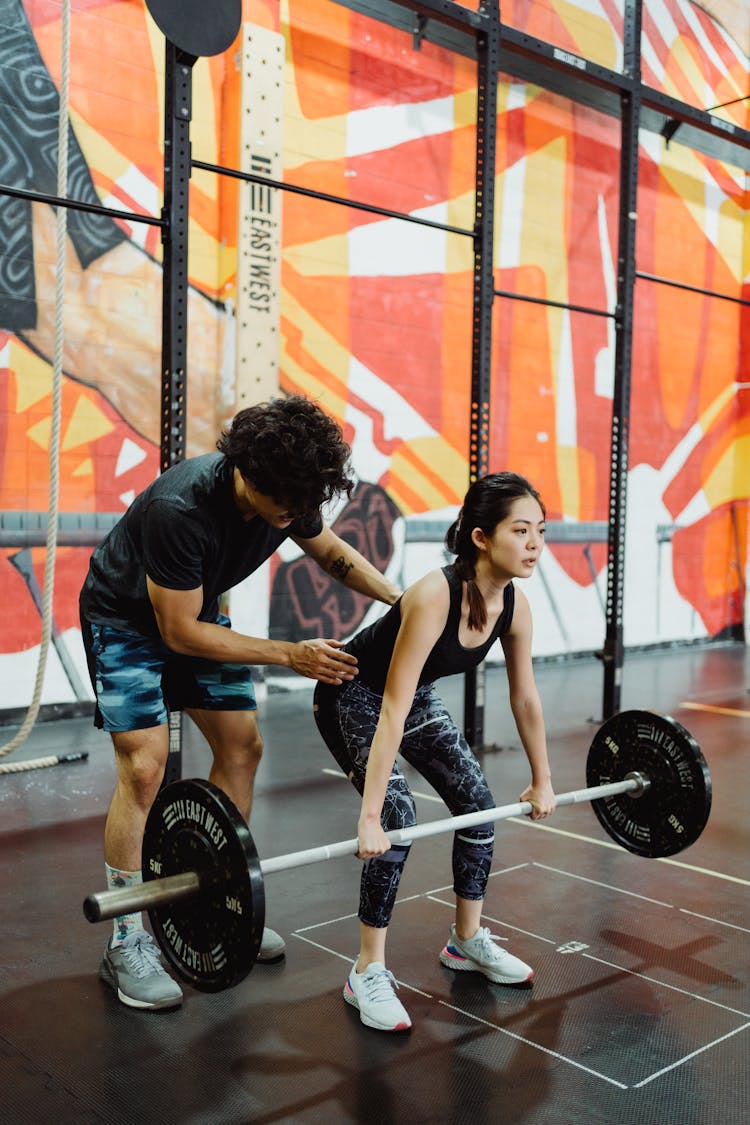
[217, 395, 354, 519]
[445, 472, 545, 631]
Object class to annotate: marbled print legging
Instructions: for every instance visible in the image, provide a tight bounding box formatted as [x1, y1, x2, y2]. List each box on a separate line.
[313, 679, 496, 928]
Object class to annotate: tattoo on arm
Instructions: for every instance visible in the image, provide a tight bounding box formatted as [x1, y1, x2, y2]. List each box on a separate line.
[330, 555, 354, 583]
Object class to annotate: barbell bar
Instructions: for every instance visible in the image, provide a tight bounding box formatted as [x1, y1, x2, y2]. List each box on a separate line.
[82, 709, 712, 992]
[84, 772, 649, 923]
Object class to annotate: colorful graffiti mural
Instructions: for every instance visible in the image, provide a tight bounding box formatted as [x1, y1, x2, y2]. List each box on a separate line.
[0, 0, 747, 711]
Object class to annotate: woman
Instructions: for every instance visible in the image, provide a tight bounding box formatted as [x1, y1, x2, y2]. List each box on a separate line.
[313, 471, 556, 1032]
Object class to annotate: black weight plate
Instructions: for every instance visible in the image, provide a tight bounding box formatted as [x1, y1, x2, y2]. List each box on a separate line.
[143, 779, 265, 991]
[145, 1, 241, 58]
[586, 710, 712, 858]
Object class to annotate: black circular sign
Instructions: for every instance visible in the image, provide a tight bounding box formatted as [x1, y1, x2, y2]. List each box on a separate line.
[145, 1, 241, 58]
[143, 779, 265, 991]
[586, 710, 711, 858]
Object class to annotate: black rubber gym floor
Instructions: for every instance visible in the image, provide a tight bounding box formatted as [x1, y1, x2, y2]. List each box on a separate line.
[1, 643, 748, 1124]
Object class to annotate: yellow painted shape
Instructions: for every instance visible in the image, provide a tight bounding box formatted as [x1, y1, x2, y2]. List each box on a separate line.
[27, 416, 52, 451]
[556, 444, 581, 521]
[499, 136, 569, 305]
[698, 382, 739, 433]
[664, 37, 715, 107]
[390, 441, 465, 510]
[556, 0, 619, 70]
[192, 59, 221, 167]
[72, 458, 94, 478]
[69, 111, 133, 186]
[281, 7, 348, 171]
[660, 149, 744, 283]
[62, 395, 115, 452]
[446, 189, 477, 272]
[703, 433, 750, 508]
[454, 89, 478, 129]
[11, 345, 53, 412]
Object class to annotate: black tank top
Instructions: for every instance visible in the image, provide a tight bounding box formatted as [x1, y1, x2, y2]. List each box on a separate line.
[346, 564, 515, 693]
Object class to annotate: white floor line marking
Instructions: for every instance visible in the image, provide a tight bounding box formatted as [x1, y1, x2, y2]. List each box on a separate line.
[653, 858, 750, 887]
[292, 933, 434, 997]
[323, 769, 750, 886]
[293, 932, 627, 1087]
[582, 953, 750, 1019]
[435, 1001, 628, 1089]
[504, 817, 750, 886]
[680, 909, 750, 934]
[294, 904, 749, 1090]
[679, 701, 750, 718]
[294, 911, 359, 933]
[422, 863, 530, 898]
[532, 862, 674, 907]
[292, 893, 427, 935]
[426, 895, 557, 945]
[633, 1022, 750, 1088]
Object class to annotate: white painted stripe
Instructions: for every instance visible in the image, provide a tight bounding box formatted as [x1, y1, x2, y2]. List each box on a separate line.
[422, 862, 531, 898]
[436, 1000, 629, 1088]
[633, 1023, 750, 1088]
[427, 894, 557, 945]
[346, 94, 457, 158]
[532, 862, 674, 907]
[583, 952, 750, 1019]
[348, 204, 447, 277]
[497, 157, 526, 269]
[505, 816, 750, 887]
[292, 932, 434, 997]
[677, 0, 737, 80]
[680, 909, 750, 935]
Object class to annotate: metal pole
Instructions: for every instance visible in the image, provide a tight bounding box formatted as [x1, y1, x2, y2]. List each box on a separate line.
[160, 41, 196, 784]
[601, 1, 642, 720]
[464, 0, 500, 750]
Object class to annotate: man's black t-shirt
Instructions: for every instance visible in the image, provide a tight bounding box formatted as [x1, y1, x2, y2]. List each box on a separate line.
[79, 453, 323, 638]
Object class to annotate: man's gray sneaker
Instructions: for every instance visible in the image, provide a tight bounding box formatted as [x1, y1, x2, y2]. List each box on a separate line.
[100, 930, 183, 1010]
[257, 926, 286, 963]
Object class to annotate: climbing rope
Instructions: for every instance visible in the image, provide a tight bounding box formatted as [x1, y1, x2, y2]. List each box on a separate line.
[1, 2, 70, 763]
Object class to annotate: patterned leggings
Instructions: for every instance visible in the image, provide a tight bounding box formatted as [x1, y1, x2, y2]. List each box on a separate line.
[314, 679, 496, 928]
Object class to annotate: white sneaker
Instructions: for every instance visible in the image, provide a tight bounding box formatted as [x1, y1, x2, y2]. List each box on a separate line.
[439, 924, 533, 984]
[257, 927, 286, 963]
[343, 960, 412, 1032]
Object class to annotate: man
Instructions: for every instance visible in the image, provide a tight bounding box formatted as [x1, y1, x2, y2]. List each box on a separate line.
[80, 395, 401, 1010]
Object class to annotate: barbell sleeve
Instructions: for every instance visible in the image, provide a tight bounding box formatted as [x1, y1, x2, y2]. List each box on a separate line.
[83, 870, 203, 923]
[84, 772, 648, 922]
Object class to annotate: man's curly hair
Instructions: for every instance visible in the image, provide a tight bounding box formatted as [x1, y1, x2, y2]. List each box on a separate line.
[216, 395, 354, 518]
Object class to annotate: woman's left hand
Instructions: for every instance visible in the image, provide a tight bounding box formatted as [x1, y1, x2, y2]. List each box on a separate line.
[519, 781, 556, 820]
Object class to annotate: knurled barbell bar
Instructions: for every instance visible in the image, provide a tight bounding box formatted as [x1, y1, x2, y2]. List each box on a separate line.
[82, 709, 712, 993]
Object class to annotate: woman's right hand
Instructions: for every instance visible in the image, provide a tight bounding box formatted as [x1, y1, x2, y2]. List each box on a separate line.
[356, 817, 392, 858]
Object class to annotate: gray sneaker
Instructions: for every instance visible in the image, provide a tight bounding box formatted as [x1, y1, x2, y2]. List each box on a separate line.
[256, 926, 286, 963]
[100, 930, 183, 1010]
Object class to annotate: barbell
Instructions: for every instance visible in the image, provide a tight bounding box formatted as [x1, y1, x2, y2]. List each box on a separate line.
[83, 709, 711, 993]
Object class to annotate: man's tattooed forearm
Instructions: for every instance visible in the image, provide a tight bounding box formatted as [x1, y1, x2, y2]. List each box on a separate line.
[331, 555, 354, 582]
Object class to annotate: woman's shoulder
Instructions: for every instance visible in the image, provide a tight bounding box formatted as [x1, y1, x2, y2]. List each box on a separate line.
[401, 567, 451, 611]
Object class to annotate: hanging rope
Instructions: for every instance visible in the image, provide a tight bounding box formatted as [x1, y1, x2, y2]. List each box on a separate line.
[1, 2, 70, 762]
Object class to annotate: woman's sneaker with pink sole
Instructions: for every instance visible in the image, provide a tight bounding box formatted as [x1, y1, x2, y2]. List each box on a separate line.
[439, 924, 533, 984]
[344, 960, 412, 1031]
